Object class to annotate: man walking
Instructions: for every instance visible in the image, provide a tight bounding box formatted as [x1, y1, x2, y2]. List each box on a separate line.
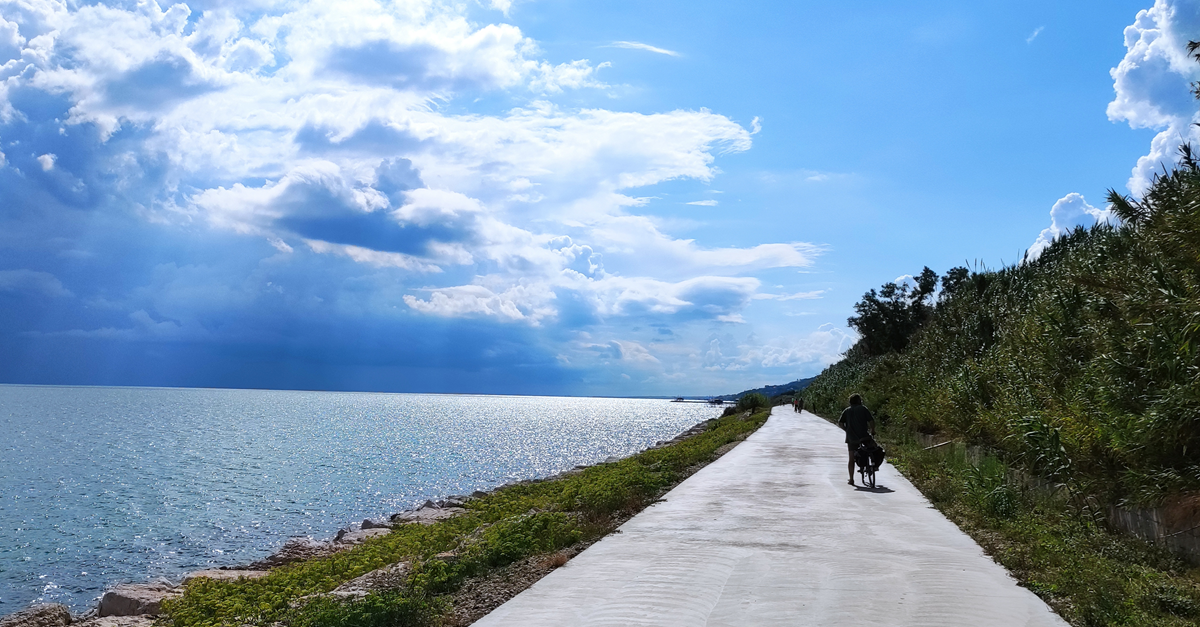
[838, 394, 875, 486]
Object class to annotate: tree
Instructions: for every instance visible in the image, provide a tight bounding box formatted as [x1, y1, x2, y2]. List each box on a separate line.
[847, 266, 941, 355]
[736, 393, 768, 412]
[939, 266, 970, 302]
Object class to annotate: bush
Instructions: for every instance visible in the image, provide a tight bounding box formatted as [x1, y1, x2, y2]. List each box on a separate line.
[736, 393, 767, 412]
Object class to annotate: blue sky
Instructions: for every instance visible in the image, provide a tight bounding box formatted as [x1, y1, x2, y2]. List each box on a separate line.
[1, 0, 1198, 396]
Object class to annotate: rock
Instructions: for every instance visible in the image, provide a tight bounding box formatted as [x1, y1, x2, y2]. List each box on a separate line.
[603, 456, 620, 463]
[98, 583, 180, 617]
[420, 499, 437, 510]
[390, 506, 466, 526]
[333, 527, 390, 545]
[0, 603, 72, 627]
[439, 496, 470, 508]
[73, 617, 155, 627]
[471, 490, 488, 499]
[325, 562, 411, 600]
[713, 442, 739, 456]
[249, 537, 340, 570]
[360, 518, 390, 530]
[433, 551, 460, 564]
[181, 569, 269, 584]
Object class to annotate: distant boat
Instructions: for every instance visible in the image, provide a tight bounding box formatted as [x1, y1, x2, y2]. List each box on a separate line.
[671, 397, 686, 402]
[707, 398, 724, 405]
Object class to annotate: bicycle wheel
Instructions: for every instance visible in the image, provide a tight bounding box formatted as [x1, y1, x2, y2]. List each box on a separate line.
[865, 465, 875, 488]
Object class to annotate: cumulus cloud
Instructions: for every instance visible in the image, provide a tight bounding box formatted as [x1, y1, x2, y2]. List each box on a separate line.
[404, 283, 555, 322]
[1108, 0, 1200, 193]
[1027, 193, 1114, 259]
[0, 0, 827, 392]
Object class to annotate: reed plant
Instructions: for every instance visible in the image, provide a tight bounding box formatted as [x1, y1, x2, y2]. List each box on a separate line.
[806, 149, 1200, 506]
[800, 141, 1200, 627]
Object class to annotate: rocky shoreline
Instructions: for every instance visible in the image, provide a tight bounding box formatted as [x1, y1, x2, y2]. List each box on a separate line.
[0, 417, 726, 627]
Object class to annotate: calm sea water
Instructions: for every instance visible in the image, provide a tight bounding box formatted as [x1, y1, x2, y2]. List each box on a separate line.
[0, 385, 721, 615]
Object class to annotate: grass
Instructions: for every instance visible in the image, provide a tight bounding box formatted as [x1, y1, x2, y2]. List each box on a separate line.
[161, 409, 770, 627]
[875, 423, 1200, 627]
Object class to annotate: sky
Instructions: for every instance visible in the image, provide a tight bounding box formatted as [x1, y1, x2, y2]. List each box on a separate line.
[1, 0, 1199, 396]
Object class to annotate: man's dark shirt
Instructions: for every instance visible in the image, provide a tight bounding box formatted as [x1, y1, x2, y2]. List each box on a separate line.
[838, 405, 874, 445]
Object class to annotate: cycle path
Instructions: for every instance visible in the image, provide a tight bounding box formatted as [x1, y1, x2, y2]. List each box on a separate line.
[473, 405, 1067, 627]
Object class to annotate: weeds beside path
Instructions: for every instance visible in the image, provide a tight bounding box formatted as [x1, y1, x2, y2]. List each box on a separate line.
[876, 425, 1200, 627]
[161, 409, 769, 627]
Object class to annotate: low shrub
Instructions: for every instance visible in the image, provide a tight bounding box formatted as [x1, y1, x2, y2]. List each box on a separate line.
[736, 392, 767, 412]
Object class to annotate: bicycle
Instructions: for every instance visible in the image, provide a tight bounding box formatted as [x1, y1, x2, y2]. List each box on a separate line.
[854, 437, 885, 488]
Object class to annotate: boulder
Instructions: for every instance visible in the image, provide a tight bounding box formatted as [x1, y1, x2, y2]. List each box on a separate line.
[0, 604, 72, 627]
[333, 527, 390, 545]
[74, 617, 155, 627]
[325, 562, 411, 600]
[433, 551, 459, 564]
[438, 495, 470, 508]
[249, 537, 340, 570]
[470, 490, 488, 499]
[390, 506, 466, 526]
[98, 583, 180, 617]
[360, 518, 390, 530]
[181, 569, 269, 584]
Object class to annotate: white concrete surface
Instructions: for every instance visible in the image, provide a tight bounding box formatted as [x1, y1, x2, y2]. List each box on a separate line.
[473, 406, 1067, 627]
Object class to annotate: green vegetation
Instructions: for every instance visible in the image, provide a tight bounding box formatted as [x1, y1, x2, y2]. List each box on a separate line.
[162, 410, 769, 627]
[805, 155, 1200, 506]
[735, 392, 768, 412]
[799, 52, 1200, 627]
[885, 433, 1200, 626]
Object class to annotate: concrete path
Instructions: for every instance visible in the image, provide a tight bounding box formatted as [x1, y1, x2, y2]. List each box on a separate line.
[473, 406, 1067, 627]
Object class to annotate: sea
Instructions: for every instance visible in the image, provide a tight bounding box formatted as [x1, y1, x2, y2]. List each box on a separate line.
[0, 385, 722, 615]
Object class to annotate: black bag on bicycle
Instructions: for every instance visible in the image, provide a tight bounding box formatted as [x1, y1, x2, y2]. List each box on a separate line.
[856, 437, 885, 471]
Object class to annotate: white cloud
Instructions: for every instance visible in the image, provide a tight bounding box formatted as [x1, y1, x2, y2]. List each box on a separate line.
[0, 269, 72, 297]
[487, 0, 513, 15]
[687, 199, 718, 206]
[610, 41, 680, 57]
[1026, 26, 1045, 43]
[753, 289, 824, 301]
[403, 282, 556, 323]
[1027, 192, 1114, 259]
[701, 323, 853, 371]
[1108, 0, 1200, 193]
[756, 324, 855, 368]
[305, 239, 443, 272]
[0, 0, 825, 356]
[750, 116, 762, 134]
[37, 153, 55, 170]
[584, 339, 660, 364]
